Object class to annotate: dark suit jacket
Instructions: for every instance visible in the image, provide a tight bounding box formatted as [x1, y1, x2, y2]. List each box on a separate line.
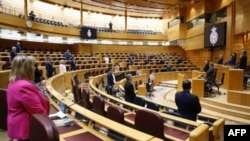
[70, 60, 76, 71]
[206, 67, 215, 83]
[124, 81, 136, 103]
[107, 71, 114, 87]
[45, 61, 54, 78]
[175, 90, 201, 121]
[217, 58, 223, 64]
[10, 51, 17, 61]
[34, 68, 43, 83]
[203, 63, 209, 72]
[239, 55, 247, 70]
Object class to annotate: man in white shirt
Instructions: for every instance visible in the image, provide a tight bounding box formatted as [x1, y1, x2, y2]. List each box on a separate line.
[59, 59, 67, 74]
[103, 55, 109, 64]
[149, 70, 155, 90]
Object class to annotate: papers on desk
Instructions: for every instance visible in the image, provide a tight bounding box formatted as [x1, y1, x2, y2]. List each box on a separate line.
[53, 118, 75, 127]
[49, 111, 66, 119]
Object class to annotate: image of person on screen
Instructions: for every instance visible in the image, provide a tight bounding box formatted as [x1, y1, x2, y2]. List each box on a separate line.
[175, 80, 201, 121]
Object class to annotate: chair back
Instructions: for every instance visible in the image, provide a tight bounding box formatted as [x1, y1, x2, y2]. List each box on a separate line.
[107, 105, 124, 124]
[135, 109, 165, 139]
[146, 101, 159, 111]
[29, 114, 59, 141]
[211, 68, 217, 84]
[133, 96, 145, 107]
[80, 89, 93, 110]
[0, 88, 7, 130]
[220, 73, 225, 84]
[92, 96, 106, 116]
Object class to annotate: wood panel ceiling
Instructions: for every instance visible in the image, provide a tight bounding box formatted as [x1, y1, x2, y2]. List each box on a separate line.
[40, 0, 202, 18]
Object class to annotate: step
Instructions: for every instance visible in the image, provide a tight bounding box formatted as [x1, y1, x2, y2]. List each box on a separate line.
[200, 101, 250, 122]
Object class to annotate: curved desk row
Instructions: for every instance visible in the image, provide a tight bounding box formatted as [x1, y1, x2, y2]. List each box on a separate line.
[46, 74, 162, 141]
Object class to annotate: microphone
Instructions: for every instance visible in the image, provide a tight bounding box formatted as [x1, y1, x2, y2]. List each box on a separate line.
[68, 98, 85, 107]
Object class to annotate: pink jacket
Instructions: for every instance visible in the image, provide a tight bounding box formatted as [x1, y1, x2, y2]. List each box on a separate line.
[7, 79, 49, 140]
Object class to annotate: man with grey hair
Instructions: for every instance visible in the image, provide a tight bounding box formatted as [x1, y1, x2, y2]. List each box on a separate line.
[124, 74, 136, 103]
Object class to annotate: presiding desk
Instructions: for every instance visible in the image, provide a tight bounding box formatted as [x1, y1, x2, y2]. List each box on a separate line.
[137, 84, 147, 96]
[192, 78, 205, 97]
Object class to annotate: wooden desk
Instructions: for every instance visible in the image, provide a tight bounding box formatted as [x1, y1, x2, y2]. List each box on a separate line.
[228, 69, 244, 91]
[191, 78, 204, 97]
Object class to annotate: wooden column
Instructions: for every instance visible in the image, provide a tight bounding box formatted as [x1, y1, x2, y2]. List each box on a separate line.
[125, 4, 127, 32]
[24, 0, 28, 20]
[80, 2, 83, 26]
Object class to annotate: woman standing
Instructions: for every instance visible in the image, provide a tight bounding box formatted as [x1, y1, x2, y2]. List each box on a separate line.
[7, 55, 49, 141]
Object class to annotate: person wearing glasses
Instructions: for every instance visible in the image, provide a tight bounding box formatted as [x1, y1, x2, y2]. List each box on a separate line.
[7, 55, 49, 141]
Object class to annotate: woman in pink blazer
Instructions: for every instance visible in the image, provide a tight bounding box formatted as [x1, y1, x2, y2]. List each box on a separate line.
[7, 55, 50, 141]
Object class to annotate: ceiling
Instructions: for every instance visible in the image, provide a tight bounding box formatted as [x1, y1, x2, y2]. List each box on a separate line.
[41, 0, 202, 18]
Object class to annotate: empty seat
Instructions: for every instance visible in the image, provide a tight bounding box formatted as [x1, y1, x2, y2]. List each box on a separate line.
[92, 96, 106, 116]
[106, 105, 125, 141]
[135, 109, 166, 140]
[0, 89, 7, 130]
[146, 101, 159, 111]
[29, 114, 59, 141]
[106, 105, 124, 124]
[133, 96, 145, 107]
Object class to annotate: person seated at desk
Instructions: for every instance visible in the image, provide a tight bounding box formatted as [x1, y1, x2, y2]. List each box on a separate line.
[175, 80, 202, 121]
[203, 59, 209, 72]
[124, 74, 136, 103]
[201, 62, 216, 95]
[206, 62, 215, 83]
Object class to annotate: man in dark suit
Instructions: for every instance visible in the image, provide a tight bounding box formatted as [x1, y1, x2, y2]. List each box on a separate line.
[239, 50, 247, 70]
[70, 57, 76, 71]
[106, 67, 115, 95]
[239, 50, 248, 88]
[217, 54, 223, 64]
[10, 46, 17, 61]
[175, 80, 201, 121]
[124, 74, 136, 103]
[45, 56, 54, 78]
[205, 62, 215, 83]
[64, 49, 71, 60]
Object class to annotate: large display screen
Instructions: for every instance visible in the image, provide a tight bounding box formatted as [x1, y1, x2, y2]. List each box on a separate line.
[204, 22, 227, 48]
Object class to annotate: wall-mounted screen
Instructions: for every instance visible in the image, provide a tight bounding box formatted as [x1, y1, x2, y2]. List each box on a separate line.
[204, 22, 227, 48]
[80, 27, 97, 39]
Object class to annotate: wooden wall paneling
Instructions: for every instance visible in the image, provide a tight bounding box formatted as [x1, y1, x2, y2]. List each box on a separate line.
[186, 24, 205, 39]
[185, 49, 211, 70]
[167, 25, 181, 41]
[79, 45, 185, 56]
[235, 0, 245, 34]
[184, 35, 204, 51]
[97, 32, 168, 41]
[186, 0, 205, 22]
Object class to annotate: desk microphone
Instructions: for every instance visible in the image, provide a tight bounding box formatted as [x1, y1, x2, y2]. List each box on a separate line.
[68, 98, 85, 107]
